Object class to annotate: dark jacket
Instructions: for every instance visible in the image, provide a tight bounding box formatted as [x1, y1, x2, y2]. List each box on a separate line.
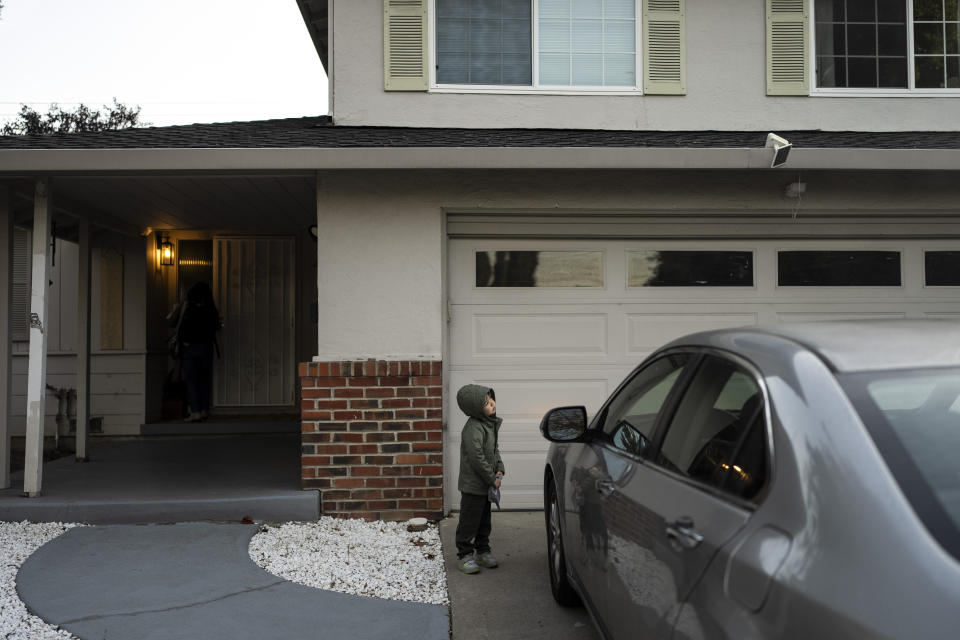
[173, 282, 220, 346]
[177, 301, 219, 345]
[457, 384, 505, 496]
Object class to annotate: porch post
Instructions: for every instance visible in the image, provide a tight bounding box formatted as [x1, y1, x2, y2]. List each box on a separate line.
[75, 218, 91, 461]
[0, 187, 12, 489]
[23, 179, 52, 497]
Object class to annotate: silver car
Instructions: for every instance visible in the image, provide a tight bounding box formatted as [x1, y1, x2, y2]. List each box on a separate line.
[540, 321, 960, 639]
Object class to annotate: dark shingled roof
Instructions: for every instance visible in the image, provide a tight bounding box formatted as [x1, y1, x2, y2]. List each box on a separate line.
[1, 115, 959, 150]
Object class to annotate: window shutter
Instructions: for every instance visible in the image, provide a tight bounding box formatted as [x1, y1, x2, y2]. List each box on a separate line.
[643, 0, 685, 95]
[11, 227, 30, 341]
[383, 0, 428, 91]
[766, 0, 809, 95]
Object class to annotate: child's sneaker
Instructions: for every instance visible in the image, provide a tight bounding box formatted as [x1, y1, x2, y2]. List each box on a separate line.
[476, 552, 498, 568]
[458, 555, 481, 574]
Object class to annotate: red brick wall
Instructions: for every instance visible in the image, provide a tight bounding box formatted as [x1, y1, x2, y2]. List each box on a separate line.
[299, 360, 443, 521]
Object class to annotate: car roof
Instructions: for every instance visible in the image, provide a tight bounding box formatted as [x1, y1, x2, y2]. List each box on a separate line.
[670, 320, 960, 373]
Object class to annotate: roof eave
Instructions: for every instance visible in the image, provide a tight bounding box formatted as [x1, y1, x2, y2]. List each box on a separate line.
[296, 0, 328, 74]
[0, 147, 958, 173]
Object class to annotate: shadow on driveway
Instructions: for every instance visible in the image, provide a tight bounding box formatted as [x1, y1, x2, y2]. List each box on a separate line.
[440, 511, 599, 640]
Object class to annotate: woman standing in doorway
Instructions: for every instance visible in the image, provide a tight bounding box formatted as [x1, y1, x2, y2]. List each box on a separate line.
[172, 281, 220, 422]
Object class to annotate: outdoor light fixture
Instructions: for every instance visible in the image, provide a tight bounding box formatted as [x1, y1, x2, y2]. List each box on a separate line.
[766, 133, 792, 168]
[785, 181, 807, 199]
[158, 234, 174, 266]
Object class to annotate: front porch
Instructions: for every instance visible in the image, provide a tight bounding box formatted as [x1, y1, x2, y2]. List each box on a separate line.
[0, 160, 319, 501]
[0, 431, 319, 524]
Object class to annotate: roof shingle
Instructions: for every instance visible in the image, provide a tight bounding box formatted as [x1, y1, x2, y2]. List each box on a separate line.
[1, 115, 959, 150]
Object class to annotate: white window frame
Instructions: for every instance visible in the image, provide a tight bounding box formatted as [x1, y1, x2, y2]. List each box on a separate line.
[428, 0, 644, 95]
[922, 248, 960, 288]
[774, 246, 907, 291]
[809, 0, 960, 96]
[471, 247, 609, 290]
[624, 248, 759, 291]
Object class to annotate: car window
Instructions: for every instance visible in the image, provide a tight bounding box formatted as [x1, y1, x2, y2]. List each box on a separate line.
[842, 368, 960, 561]
[655, 355, 767, 502]
[714, 371, 758, 411]
[602, 353, 690, 458]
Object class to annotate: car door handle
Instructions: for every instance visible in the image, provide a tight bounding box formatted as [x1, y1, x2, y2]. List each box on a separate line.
[666, 517, 704, 551]
[595, 479, 616, 497]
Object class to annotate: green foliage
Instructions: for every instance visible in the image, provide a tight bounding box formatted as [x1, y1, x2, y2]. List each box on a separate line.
[1, 99, 147, 136]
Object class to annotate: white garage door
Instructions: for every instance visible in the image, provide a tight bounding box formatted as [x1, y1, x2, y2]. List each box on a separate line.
[446, 236, 960, 510]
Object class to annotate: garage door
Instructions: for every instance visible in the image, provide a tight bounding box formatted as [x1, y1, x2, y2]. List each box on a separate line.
[446, 237, 960, 509]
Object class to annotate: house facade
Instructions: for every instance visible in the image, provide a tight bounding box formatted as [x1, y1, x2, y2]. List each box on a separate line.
[300, 0, 960, 518]
[2, 0, 960, 520]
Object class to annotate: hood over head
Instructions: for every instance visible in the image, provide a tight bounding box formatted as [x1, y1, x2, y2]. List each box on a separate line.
[457, 384, 494, 420]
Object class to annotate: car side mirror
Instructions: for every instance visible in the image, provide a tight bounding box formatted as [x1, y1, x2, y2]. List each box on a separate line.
[540, 406, 588, 443]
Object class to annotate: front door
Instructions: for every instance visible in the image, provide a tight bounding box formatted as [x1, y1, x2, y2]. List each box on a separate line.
[213, 237, 296, 407]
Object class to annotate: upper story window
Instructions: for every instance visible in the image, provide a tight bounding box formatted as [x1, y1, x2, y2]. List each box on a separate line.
[814, 0, 960, 89]
[435, 0, 639, 89]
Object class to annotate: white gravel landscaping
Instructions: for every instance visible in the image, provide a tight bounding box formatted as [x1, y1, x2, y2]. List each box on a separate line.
[0, 517, 445, 639]
[249, 517, 448, 605]
[0, 521, 80, 640]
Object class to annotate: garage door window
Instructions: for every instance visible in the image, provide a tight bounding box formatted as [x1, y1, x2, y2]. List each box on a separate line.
[925, 251, 960, 286]
[778, 250, 902, 286]
[628, 251, 753, 287]
[475, 250, 603, 287]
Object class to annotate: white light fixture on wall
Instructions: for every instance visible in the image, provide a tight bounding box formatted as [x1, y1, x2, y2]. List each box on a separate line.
[766, 133, 792, 168]
[785, 182, 806, 198]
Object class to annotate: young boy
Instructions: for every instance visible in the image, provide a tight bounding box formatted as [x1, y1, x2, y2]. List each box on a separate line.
[455, 384, 505, 575]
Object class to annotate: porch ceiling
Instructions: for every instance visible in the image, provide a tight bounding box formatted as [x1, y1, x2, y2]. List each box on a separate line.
[1, 173, 316, 236]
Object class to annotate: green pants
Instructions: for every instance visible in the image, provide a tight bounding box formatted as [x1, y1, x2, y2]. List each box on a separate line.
[456, 492, 492, 558]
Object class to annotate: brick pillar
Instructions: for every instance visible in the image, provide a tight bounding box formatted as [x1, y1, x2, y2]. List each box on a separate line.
[299, 360, 443, 521]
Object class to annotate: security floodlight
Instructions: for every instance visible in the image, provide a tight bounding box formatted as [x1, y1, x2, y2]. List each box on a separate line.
[766, 133, 792, 168]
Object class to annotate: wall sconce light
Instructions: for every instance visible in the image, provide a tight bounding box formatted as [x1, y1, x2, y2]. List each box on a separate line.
[785, 181, 807, 199]
[765, 133, 792, 168]
[157, 234, 174, 266]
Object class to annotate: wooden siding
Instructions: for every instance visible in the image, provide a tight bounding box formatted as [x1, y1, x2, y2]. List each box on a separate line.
[7, 353, 146, 435]
[8, 232, 150, 436]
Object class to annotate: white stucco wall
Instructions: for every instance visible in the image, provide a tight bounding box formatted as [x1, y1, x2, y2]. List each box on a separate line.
[332, 0, 960, 131]
[314, 168, 960, 361]
[315, 174, 445, 360]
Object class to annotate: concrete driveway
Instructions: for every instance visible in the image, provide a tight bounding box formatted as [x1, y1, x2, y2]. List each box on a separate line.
[440, 511, 599, 640]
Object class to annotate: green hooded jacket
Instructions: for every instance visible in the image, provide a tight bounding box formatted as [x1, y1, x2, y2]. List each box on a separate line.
[456, 384, 505, 496]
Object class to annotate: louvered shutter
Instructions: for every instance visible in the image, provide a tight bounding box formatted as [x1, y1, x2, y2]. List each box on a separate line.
[643, 0, 685, 95]
[383, 0, 428, 91]
[11, 227, 30, 341]
[766, 0, 808, 95]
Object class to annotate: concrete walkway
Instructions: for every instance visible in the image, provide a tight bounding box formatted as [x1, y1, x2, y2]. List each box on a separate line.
[440, 511, 598, 640]
[17, 522, 449, 640]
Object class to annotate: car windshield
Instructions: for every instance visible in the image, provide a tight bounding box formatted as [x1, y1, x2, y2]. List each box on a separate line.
[841, 367, 960, 560]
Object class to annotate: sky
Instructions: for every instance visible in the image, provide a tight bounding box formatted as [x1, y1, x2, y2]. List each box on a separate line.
[0, 0, 329, 128]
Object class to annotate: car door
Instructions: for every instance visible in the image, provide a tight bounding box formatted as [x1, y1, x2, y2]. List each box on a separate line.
[601, 353, 767, 640]
[567, 352, 693, 633]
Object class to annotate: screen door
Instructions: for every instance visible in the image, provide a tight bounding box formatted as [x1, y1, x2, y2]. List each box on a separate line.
[213, 237, 296, 406]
